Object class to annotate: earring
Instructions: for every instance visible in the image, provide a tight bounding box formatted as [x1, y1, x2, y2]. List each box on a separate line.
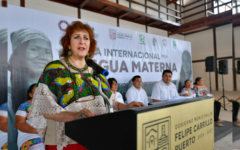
[68, 49, 72, 56]
[87, 52, 90, 57]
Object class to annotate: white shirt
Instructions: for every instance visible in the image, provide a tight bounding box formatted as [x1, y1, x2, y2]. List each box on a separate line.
[112, 91, 124, 103]
[16, 107, 43, 149]
[125, 86, 149, 106]
[151, 80, 179, 101]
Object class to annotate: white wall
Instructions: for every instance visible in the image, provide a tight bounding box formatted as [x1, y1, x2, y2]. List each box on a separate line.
[108, 0, 116, 3]
[81, 9, 117, 26]
[120, 20, 146, 32]
[169, 34, 185, 41]
[119, 0, 145, 13]
[25, 0, 78, 18]
[118, 0, 129, 7]
[147, 0, 159, 18]
[185, 29, 214, 61]
[183, 1, 205, 23]
[168, 3, 177, 22]
[234, 26, 240, 58]
[160, 0, 167, 20]
[216, 24, 232, 58]
[234, 26, 240, 91]
[7, 0, 20, 6]
[148, 26, 168, 37]
[186, 24, 234, 91]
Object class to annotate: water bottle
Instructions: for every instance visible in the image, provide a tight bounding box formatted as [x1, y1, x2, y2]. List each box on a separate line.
[196, 88, 199, 97]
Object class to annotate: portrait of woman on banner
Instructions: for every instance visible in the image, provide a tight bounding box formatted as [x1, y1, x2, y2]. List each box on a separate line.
[0, 28, 8, 150]
[8, 28, 53, 112]
[178, 50, 192, 93]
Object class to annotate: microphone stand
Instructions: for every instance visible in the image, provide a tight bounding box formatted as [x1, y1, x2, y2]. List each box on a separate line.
[217, 74, 229, 111]
[209, 72, 212, 93]
[94, 75, 114, 113]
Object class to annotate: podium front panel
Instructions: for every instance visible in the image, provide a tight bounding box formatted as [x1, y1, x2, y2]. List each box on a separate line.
[137, 98, 214, 150]
[65, 97, 214, 150]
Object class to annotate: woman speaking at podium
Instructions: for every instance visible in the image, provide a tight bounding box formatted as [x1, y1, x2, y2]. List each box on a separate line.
[28, 21, 143, 150]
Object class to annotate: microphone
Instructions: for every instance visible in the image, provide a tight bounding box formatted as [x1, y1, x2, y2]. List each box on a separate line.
[86, 59, 109, 77]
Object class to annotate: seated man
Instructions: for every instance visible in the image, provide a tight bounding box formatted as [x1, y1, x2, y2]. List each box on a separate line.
[151, 70, 179, 102]
[125, 75, 149, 106]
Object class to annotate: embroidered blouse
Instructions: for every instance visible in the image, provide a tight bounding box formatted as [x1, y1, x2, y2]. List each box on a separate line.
[28, 60, 116, 150]
[16, 102, 31, 120]
[16, 102, 44, 150]
[194, 86, 211, 96]
[180, 88, 196, 97]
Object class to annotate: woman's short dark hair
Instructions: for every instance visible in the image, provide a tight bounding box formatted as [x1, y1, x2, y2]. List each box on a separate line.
[27, 83, 37, 100]
[107, 78, 117, 88]
[181, 79, 192, 90]
[193, 77, 202, 85]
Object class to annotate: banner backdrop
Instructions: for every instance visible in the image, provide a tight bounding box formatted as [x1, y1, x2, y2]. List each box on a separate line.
[0, 7, 8, 106]
[7, 5, 192, 101]
[4, 4, 192, 148]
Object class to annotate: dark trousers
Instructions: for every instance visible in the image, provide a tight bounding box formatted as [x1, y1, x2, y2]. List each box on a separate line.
[214, 101, 221, 121]
[233, 101, 240, 121]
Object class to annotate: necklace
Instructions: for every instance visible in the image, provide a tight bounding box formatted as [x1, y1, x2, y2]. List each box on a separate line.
[64, 57, 88, 73]
[65, 62, 96, 101]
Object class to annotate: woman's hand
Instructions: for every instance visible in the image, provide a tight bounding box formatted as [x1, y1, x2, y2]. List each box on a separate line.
[127, 101, 145, 108]
[115, 101, 145, 110]
[74, 108, 95, 120]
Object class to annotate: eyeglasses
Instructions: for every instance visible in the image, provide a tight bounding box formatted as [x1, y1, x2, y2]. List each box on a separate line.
[112, 83, 118, 85]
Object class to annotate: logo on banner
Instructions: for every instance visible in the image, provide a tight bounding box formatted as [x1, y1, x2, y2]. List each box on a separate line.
[139, 34, 146, 45]
[173, 40, 177, 49]
[117, 32, 133, 40]
[152, 38, 157, 46]
[58, 20, 69, 32]
[143, 117, 171, 150]
[109, 29, 116, 40]
[92, 27, 99, 38]
[162, 39, 167, 47]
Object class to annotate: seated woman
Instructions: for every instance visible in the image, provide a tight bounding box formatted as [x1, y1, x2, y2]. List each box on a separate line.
[108, 78, 124, 104]
[193, 77, 223, 126]
[0, 102, 8, 150]
[180, 79, 196, 97]
[15, 83, 45, 150]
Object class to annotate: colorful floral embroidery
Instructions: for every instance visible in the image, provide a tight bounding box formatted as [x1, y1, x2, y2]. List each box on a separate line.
[181, 88, 195, 96]
[194, 86, 210, 96]
[37, 60, 112, 108]
[0, 102, 7, 111]
[20, 138, 43, 150]
[1, 142, 8, 150]
[18, 102, 31, 119]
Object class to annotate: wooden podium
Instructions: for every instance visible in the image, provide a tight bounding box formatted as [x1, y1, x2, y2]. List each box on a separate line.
[65, 97, 214, 150]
